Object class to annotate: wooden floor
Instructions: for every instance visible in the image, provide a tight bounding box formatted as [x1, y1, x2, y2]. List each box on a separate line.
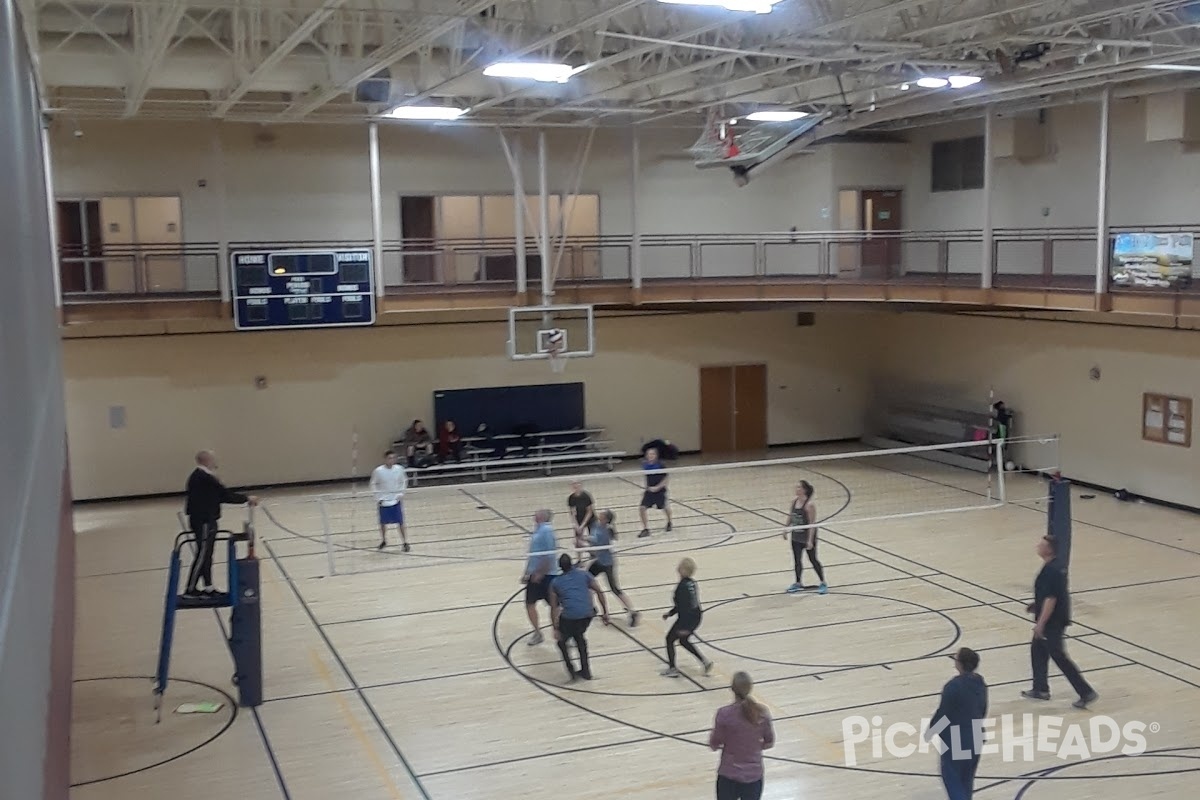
[70, 449, 1200, 799]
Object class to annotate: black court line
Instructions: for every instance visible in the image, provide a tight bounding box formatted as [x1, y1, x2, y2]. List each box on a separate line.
[68, 676, 239, 788]
[261, 539, 433, 800]
[860, 455, 1200, 558]
[724, 488, 1200, 692]
[319, 559, 875, 627]
[211, 609, 292, 800]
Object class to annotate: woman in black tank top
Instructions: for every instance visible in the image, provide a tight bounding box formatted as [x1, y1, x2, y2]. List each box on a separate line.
[784, 481, 827, 594]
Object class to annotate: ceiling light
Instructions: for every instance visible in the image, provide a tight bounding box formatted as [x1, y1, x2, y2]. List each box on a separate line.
[657, 0, 784, 13]
[1143, 63, 1200, 72]
[746, 110, 810, 122]
[916, 77, 949, 89]
[383, 105, 468, 121]
[948, 75, 982, 88]
[483, 62, 582, 83]
[900, 83, 910, 91]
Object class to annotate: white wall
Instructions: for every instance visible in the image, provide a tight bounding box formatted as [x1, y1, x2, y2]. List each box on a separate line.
[874, 312, 1200, 508]
[50, 122, 839, 283]
[62, 311, 876, 499]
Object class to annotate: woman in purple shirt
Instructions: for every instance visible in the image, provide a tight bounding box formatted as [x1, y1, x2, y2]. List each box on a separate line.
[708, 671, 775, 800]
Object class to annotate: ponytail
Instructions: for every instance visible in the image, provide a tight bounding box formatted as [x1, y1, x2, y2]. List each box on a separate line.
[731, 671, 765, 725]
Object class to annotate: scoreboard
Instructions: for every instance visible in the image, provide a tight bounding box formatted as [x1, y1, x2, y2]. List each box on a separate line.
[231, 248, 376, 330]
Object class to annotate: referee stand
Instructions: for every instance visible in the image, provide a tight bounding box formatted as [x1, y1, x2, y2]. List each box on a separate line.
[153, 510, 262, 721]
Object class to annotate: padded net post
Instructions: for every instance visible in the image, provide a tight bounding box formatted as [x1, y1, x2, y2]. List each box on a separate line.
[1047, 475, 1072, 574]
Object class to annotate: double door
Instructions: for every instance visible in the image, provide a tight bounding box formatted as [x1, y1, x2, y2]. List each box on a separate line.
[699, 364, 768, 453]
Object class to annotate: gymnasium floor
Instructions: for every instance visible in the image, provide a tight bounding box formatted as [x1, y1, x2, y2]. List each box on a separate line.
[70, 446, 1200, 799]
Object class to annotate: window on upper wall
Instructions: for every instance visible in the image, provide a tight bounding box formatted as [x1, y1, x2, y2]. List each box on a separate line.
[398, 193, 600, 241]
[931, 136, 985, 192]
[55, 195, 183, 294]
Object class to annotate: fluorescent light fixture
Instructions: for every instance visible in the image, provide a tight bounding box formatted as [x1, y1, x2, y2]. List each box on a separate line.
[948, 75, 982, 88]
[483, 62, 582, 83]
[1143, 63, 1200, 72]
[900, 83, 910, 91]
[746, 110, 810, 122]
[657, 0, 784, 13]
[916, 77, 949, 89]
[383, 105, 467, 121]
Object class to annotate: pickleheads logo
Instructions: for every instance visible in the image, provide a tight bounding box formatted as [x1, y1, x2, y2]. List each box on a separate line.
[841, 714, 1157, 766]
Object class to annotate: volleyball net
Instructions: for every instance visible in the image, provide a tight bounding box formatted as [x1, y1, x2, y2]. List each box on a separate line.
[258, 435, 1059, 576]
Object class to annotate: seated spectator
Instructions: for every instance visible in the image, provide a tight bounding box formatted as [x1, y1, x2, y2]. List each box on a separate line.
[404, 420, 435, 468]
[513, 421, 542, 458]
[438, 420, 464, 463]
[641, 439, 680, 461]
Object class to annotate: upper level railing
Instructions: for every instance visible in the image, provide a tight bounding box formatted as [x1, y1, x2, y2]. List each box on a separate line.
[56, 225, 1199, 304]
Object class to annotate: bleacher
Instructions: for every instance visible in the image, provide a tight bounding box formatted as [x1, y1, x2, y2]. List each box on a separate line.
[391, 426, 626, 485]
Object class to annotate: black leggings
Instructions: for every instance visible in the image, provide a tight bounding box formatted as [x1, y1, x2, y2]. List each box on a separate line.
[186, 516, 218, 593]
[667, 617, 704, 668]
[716, 776, 763, 800]
[588, 562, 623, 596]
[791, 538, 825, 584]
[557, 616, 592, 678]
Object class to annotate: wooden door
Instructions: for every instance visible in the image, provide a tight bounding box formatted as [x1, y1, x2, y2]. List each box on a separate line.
[700, 364, 768, 453]
[733, 364, 768, 451]
[400, 195, 437, 282]
[699, 366, 735, 453]
[860, 189, 902, 279]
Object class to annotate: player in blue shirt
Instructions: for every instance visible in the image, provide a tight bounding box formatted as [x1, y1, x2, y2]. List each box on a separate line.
[587, 510, 639, 626]
[521, 509, 562, 646]
[637, 446, 674, 538]
[550, 554, 610, 681]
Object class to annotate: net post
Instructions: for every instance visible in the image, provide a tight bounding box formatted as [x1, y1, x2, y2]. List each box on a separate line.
[995, 437, 1007, 503]
[1047, 474, 1072, 573]
[320, 498, 337, 577]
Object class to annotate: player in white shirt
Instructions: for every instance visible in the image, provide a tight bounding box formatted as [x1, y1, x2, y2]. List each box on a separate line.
[370, 450, 409, 551]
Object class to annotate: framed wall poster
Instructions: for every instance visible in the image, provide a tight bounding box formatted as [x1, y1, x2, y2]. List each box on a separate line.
[1142, 392, 1192, 447]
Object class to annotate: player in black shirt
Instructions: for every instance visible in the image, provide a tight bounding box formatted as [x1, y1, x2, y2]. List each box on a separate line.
[567, 481, 595, 561]
[1022, 535, 1098, 708]
[661, 557, 713, 678]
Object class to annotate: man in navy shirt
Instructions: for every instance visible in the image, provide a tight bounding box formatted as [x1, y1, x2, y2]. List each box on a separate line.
[1022, 534, 1097, 708]
[928, 647, 988, 800]
[549, 554, 610, 681]
[637, 447, 674, 538]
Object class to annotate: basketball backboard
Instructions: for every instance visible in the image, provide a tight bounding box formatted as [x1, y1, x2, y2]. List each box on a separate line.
[507, 304, 594, 362]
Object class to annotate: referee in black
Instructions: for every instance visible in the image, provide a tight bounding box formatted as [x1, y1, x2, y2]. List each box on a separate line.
[1022, 534, 1098, 709]
[184, 450, 258, 598]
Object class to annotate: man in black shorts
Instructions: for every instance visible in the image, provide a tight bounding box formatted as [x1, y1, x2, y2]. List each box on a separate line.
[520, 509, 561, 646]
[567, 481, 595, 560]
[638, 447, 673, 538]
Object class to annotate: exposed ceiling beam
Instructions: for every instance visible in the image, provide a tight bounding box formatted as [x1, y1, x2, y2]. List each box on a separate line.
[392, 0, 646, 110]
[214, 0, 347, 117]
[280, 0, 500, 119]
[123, 0, 185, 117]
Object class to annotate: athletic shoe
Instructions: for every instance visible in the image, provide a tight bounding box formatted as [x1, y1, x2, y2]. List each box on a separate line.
[1021, 690, 1051, 701]
[402, 542, 411, 553]
[817, 583, 828, 595]
[638, 529, 651, 538]
[528, 631, 544, 646]
[1073, 691, 1099, 709]
[377, 540, 386, 550]
[786, 583, 804, 593]
[630, 611, 640, 627]
[703, 660, 714, 677]
[660, 667, 680, 678]
[665, 523, 673, 533]
[579, 671, 593, 681]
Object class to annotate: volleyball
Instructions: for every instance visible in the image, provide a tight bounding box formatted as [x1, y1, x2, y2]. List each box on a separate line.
[547, 329, 565, 346]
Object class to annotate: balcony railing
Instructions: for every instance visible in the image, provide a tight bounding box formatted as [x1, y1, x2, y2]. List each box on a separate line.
[57, 225, 1199, 304]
